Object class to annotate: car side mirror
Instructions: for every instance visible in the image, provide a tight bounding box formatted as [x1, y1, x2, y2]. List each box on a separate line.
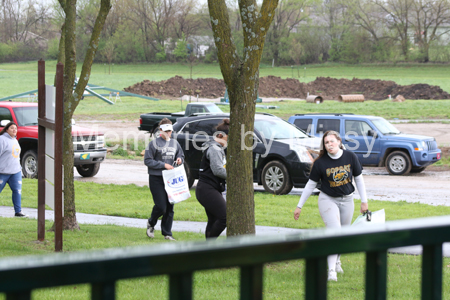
[0, 120, 10, 127]
[368, 130, 377, 137]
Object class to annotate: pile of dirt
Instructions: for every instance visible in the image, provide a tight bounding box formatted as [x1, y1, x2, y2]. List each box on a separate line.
[124, 75, 450, 100]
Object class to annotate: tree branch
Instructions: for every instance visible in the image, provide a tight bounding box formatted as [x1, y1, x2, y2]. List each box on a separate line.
[74, 0, 112, 101]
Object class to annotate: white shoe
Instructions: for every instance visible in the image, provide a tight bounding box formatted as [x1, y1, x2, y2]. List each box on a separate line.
[164, 235, 176, 241]
[328, 269, 337, 281]
[336, 261, 344, 273]
[146, 221, 154, 238]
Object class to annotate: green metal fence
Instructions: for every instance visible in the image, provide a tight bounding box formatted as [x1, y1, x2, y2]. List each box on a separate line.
[1, 215, 449, 300]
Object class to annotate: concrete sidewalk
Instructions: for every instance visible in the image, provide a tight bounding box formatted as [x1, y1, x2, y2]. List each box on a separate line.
[1, 206, 449, 257]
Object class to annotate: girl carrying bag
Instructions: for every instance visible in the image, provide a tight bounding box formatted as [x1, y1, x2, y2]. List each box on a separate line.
[162, 164, 191, 204]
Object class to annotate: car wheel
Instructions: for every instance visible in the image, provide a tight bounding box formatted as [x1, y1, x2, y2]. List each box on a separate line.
[152, 126, 160, 138]
[184, 161, 195, 188]
[22, 149, 38, 178]
[385, 151, 412, 175]
[410, 166, 426, 173]
[261, 160, 293, 195]
[76, 163, 100, 177]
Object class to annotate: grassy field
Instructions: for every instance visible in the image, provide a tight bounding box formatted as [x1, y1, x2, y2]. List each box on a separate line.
[2, 180, 450, 299]
[2, 179, 450, 229]
[1, 218, 449, 300]
[1, 61, 450, 98]
[2, 61, 450, 120]
[67, 96, 450, 121]
[1, 180, 450, 299]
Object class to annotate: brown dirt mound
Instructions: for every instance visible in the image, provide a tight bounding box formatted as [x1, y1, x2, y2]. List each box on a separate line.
[124, 76, 450, 100]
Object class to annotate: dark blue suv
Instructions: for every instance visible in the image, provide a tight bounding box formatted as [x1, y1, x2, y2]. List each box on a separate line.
[288, 113, 441, 175]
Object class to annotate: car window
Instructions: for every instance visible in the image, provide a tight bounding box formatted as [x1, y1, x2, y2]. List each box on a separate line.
[190, 106, 206, 114]
[0, 108, 13, 124]
[181, 121, 199, 134]
[205, 105, 223, 113]
[194, 119, 223, 136]
[12, 106, 38, 126]
[293, 118, 312, 134]
[254, 118, 309, 139]
[372, 118, 400, 134]
[317, 119, 340, 134]
[345, 120, 373, 136]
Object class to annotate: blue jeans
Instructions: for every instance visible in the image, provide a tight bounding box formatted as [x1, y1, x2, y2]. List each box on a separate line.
[0, 172, 22, 213]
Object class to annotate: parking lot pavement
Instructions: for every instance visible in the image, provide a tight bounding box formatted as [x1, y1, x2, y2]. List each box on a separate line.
[2, 205, 449, 257]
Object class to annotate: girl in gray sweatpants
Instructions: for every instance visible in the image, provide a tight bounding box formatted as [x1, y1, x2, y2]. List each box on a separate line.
[293, 130, 368, 281]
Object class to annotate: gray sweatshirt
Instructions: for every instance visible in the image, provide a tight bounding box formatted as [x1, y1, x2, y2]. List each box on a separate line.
[144, 137, 184, 176]
[0, 133, 22, 174]
[202, 140, 227, 179]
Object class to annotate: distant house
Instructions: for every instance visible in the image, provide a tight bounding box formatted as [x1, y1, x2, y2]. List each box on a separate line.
[187, 35, 215, 57]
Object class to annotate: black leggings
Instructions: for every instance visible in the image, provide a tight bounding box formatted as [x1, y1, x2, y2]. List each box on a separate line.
[148, 175, 174, 237]
[196, 181, 226, 239]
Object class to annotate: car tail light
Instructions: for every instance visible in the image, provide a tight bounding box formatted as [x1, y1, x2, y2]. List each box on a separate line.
[437, 153, 441, 159]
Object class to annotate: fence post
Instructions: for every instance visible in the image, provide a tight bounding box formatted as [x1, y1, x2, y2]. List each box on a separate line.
[422, 244, 443, 300]
[365, 250, 387, 300]
[92, 281, 115, 300]
[169, 272, 193, 300]
[305, 257, 327, 300]
[240, 264, 263, 300]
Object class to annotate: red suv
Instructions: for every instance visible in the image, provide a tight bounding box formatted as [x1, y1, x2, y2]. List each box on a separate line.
[0, 101, 106, 178]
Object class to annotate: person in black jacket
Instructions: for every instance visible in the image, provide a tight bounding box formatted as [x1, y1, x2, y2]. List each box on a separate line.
[195, 118, 229, 239]
[144, 118, 184, 241]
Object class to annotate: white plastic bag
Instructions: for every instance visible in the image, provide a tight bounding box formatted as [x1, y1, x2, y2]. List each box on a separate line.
[162, 164, 191, 204]
[352, 209, 385, 226]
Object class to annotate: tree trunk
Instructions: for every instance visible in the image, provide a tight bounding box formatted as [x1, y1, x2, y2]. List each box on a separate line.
[59, 0, 111, 230]
[208, 0, 278, 236]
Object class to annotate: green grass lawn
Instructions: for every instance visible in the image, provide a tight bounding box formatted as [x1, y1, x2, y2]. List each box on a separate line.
[1, 209, 450, 299]
[2, 179, 450, 229]
[1, 180, 450, 299]
[2, 61, 450, 121]
[2, 61, 450, 99]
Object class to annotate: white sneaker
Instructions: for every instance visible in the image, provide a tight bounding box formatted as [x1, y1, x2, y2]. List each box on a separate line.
[146, 221, 154, 238]
[328, 269, 337, 281]
[336, 261, 344, 273]
[164, 235, 176, 241]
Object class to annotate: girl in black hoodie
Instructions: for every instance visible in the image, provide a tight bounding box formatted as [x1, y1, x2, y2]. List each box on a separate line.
[196, 118, 229, 239]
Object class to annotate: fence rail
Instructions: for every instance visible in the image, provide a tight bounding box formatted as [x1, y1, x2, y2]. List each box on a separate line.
[1, 215, 449, 300]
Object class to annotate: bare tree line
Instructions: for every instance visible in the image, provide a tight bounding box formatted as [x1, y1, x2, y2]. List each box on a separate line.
[1, 0, 450, 64]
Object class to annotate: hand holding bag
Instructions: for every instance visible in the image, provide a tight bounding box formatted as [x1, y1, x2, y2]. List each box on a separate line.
[352, 209, 385, 226]
[162, 164, 191, 204]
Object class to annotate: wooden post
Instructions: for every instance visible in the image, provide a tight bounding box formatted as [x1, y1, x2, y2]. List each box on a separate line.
[37, 60, 46, 241]
[37, 60, 64, 252]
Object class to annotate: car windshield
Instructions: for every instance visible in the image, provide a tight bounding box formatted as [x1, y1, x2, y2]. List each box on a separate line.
[254, 118, 309, 139]
[371, 118, 400, 134]
[205, 105, 223, 113]
[13, 106, 38, 126]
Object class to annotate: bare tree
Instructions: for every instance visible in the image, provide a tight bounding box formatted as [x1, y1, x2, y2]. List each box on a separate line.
[0, 0, 50, 44]
[266, 0, 311, 65]
[208, 0, 278, 236]
[373, 0, 414, 60]
[410, 0, 450, 62]
[348, 0, 385, 43]
[174, 0, 203, 39]
[102, 38, 116, 73]
[127, 0, 179, 60]
[57, 0, 111, 230]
